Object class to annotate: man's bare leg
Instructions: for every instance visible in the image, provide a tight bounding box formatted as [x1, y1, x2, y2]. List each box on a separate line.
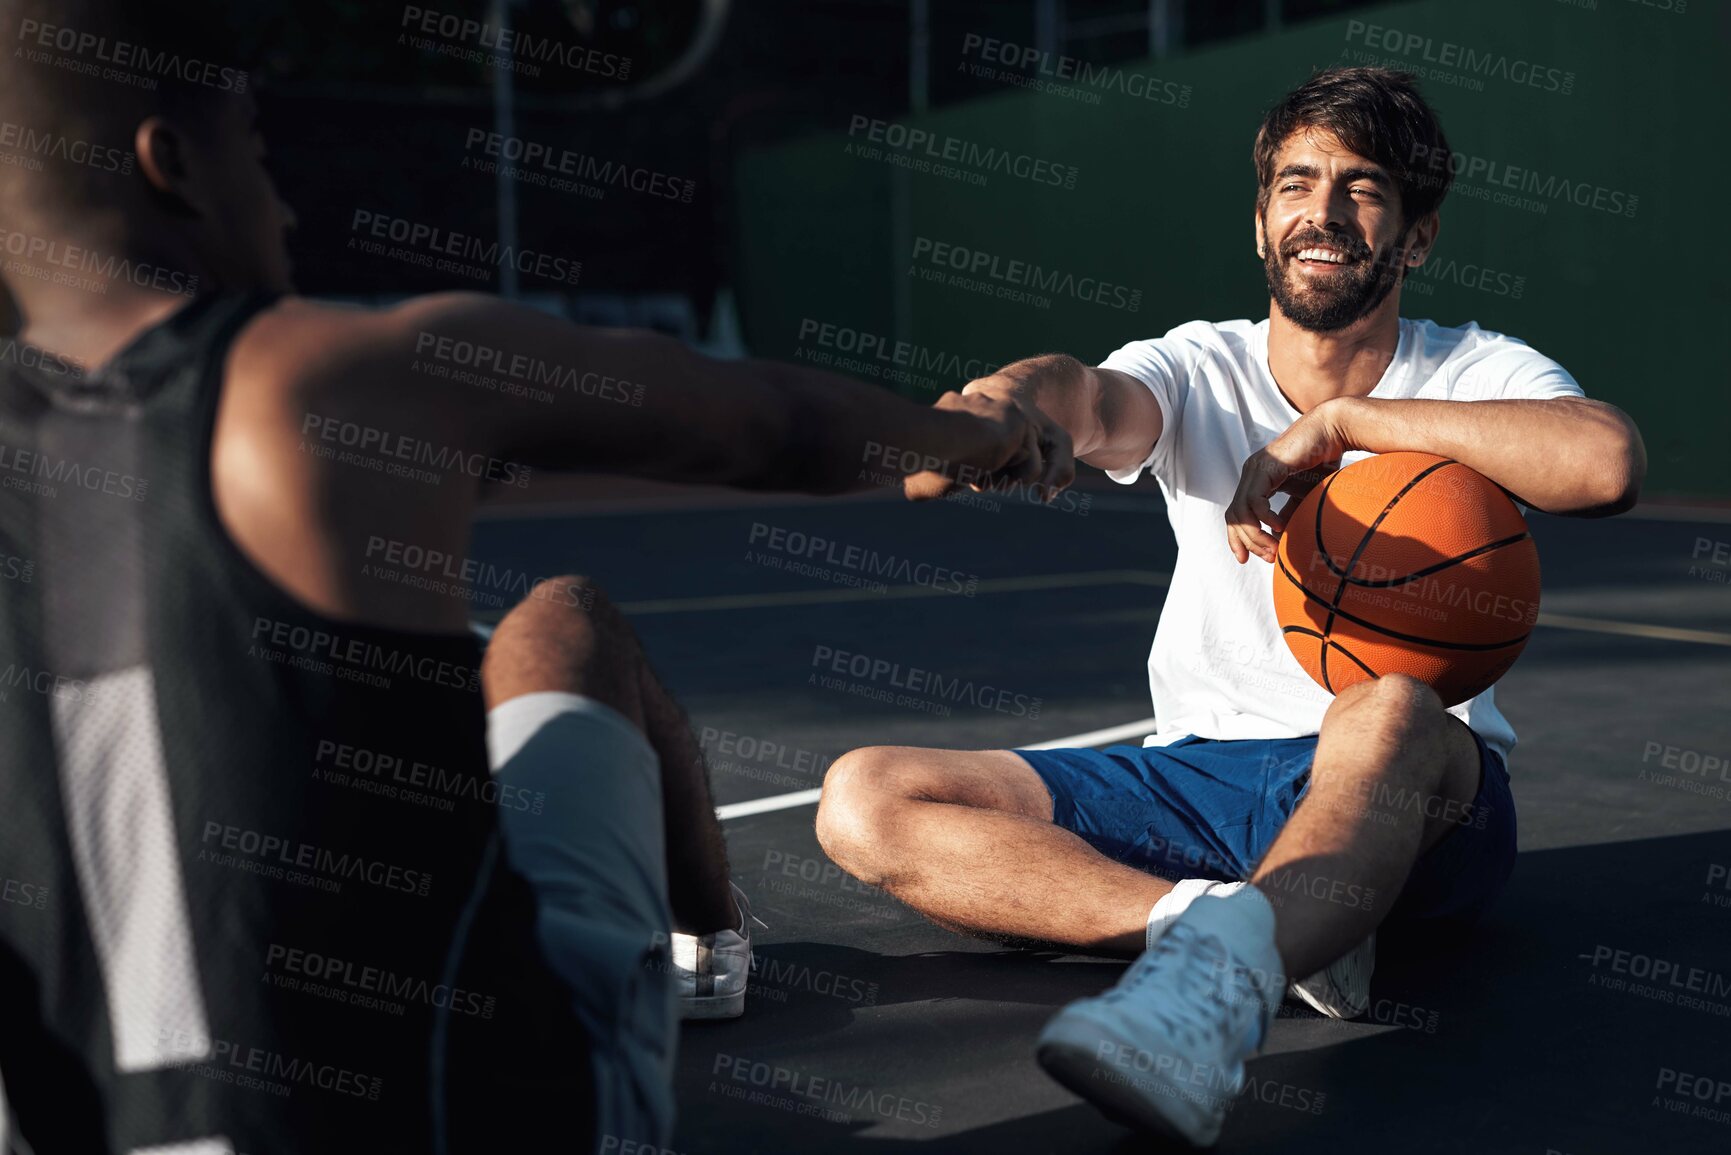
[482, 574, 737, 935]
[817, 747, 1173, 952]
[1249, 674, 1483, 980]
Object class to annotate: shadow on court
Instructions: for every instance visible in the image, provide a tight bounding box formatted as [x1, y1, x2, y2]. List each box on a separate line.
[673, 830, 1731, 1154]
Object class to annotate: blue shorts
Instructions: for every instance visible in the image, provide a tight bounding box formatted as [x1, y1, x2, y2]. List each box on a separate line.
[1015, 729, 1516, 927]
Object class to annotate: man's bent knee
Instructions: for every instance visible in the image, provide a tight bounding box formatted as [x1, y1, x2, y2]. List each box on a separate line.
[815, 747, 914, 885]
[483, 574, 642, 715]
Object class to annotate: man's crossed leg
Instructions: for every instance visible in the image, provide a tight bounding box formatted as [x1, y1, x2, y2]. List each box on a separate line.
[479, 575, 748, 1148]
[816, 675, 1516, 1143]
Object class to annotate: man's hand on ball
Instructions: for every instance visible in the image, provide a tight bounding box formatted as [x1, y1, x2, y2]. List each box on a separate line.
[1225, 399, 1356, 565]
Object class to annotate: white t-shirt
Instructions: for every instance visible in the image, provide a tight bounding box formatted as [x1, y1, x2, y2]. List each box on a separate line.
[1100, 316, 1585, 763]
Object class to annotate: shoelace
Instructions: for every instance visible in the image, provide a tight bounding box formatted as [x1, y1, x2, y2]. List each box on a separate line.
[1103, 923, 1268, 1050]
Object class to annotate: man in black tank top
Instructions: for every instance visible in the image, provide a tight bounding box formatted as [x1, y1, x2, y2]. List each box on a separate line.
[0, 3, 1072, 1153]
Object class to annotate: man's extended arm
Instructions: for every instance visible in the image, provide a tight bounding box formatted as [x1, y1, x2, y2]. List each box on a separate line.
[380, 293, 1084, 496]
[1224, 394, 1646, 563]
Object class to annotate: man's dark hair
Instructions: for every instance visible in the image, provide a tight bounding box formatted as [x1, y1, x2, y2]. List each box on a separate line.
[1253, 66, 1452, 230]
[0, 0, 264, 217]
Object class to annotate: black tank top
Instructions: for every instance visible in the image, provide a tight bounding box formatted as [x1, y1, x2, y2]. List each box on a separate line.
[0, 293, 591, 1154]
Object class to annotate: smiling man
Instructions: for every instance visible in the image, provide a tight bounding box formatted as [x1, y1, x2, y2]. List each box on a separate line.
[816, 66, 1645, 1144]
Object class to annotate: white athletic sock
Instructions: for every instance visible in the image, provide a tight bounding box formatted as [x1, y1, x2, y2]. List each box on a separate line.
[1146, 878, 1246, 952]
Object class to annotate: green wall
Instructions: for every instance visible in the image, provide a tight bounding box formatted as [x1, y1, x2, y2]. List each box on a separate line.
[732, 0, 1728, 499]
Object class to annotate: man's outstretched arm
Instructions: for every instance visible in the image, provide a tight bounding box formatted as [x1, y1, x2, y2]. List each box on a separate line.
[382, 294, 1074, 496]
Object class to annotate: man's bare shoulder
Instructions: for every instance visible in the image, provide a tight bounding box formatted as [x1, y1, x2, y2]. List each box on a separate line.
[229, 293, 487, 393]
[224, 293, 502, 443]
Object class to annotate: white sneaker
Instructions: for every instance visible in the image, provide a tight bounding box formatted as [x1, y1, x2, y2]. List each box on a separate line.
[671, 882, 759, 1021]
[1288, 932, 1375, 1020]
[1149, 879, 1374, 1021]
[1038, 893, 1284, 1146]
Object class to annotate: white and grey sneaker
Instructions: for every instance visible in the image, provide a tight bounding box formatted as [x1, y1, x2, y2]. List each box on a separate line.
[1037, 892, 1285, 1146]
[671, 882, 761, 1021]
[1149, 879, 1374, 1020]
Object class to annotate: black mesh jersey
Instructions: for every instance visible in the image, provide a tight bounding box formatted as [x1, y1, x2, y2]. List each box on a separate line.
[0, 293, 591, 1154]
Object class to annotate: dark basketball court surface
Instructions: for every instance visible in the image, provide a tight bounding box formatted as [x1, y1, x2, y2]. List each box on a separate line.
[472, 478, 1731, 1155]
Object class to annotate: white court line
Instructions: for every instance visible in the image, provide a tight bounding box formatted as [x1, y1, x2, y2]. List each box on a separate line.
[1535, 612, 1731, 648]
[619, 569, 1169, 616]
[712, 716, 1159, 821]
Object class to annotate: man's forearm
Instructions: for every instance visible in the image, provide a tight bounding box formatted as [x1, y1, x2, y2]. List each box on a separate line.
[748, 359, 999, 494]
[1330, 395, 1645, 516]
[966, 354, 1105, 454]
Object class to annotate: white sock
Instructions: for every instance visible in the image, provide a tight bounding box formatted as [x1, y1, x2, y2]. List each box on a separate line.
[1146, 878, 1246, 952]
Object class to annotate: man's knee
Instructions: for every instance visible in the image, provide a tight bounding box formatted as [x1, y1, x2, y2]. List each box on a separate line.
[483, 574, 641, 714]
[1326, 673, 1443, 738]
[1317, 675, 1478, 810]
[815, 747, 912, 883]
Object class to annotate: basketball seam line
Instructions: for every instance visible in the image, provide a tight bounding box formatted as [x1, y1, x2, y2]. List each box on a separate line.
[1320, 458, 1458, 622]
[1278, 551, 1533, 653]
[1320, 530, 1533, 587]
[1283, 625, 1377, 683]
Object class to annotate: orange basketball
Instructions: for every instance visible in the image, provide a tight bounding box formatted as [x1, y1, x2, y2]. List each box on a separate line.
[1273, 451, 1540, 707]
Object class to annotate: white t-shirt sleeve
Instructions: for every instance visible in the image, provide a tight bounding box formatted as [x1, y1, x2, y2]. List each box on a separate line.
[1457, 337, 1586, 402]
[1096, 333, 1195, 485]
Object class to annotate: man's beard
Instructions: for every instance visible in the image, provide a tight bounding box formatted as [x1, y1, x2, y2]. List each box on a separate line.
[1263, 230, 1404, 333]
